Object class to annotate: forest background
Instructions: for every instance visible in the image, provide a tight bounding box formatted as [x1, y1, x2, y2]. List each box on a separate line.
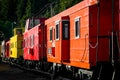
[0, 0, 82, 40]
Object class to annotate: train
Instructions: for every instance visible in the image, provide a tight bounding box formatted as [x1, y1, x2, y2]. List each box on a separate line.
[1, 0, 120, 80]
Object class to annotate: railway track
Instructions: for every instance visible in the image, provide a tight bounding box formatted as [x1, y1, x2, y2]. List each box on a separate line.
[2, 60, 72, 80]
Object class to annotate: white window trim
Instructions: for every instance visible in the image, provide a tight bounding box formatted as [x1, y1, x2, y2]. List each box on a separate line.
[55, 20, 60, 24]
[55, 20, 60, 41]
[74, 16, 80, 39]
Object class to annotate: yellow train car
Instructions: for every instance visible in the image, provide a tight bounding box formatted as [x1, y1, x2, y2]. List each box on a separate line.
[10, 28, 24, 59]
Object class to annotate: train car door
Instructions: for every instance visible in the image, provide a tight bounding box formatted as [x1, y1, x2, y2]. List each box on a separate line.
[61, 16, 70, 62]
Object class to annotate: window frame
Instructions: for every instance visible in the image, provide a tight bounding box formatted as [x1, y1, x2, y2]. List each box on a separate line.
[74, 17, 80, 39]
[50, 27, 53, 42]
[55, 20, 60, 40]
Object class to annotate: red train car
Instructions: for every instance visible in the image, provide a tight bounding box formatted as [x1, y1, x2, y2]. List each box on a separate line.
[23, 18, 47, 66]
[5, 40, 10, 59]
[46, 0, 119, 79]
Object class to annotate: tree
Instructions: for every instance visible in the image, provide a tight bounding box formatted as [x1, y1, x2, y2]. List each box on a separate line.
[0, 0, 82, 39]
[0, 0, 9, 20]
[16, 0, 27, 21]
[18, 0, 31, 27]
[0, 20, 12, 39]
[25, 0, 32, 18]
[0, 0, 17, 21]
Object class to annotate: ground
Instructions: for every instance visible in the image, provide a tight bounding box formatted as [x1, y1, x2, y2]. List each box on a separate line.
[0, 63, 71, 80]
[0, 63, 48, 80]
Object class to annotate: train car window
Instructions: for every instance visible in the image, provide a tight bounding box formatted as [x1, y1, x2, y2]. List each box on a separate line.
[27, 38, 28, 47]
[15, 42, 17, 48]
[26, 38, 28, 47]
[62, 21, 70, 40]
[35, 19, 40, 26]
[75, 17, 80, 38]
[55, 21, 60, 40]
[11, 43, 14, 48]
[29, 19, 34, 28]
[50, 27, 53, 41]
[12, 43, 13, 48]
[29, 37, 31, 47]
[53, 29, 55, 40]
[48, 48, 52, 54]
[29, 19, 40, 28]
[31, 35, 34, 47]
[16, 29, 22, 35]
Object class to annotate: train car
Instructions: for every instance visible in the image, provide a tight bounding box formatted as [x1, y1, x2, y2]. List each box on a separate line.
[1, 40, 10, 62]
[10, 28, 24, 63]
[1, 40, 5, 58]
[45, 0, 120, 79]
[5, 40, 10, 59]
[5, 40, 10, 61]
[23, 18, 47, 68]
[0, 0, 119, 80]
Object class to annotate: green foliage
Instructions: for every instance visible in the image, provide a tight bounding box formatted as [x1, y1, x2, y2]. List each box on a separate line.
[0, 0, 82, 40]
[0, 0, 17, 21]
[37, 0, 82, 17]
[0, 20, 12, 39]
[18, 0, 32, 26]
[16, 0, 27, 21]
[59, 0, 66, 12]
[0, 0, 9, 20]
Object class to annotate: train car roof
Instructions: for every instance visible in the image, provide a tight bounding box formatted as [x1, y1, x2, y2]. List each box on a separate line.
[45, 0, 98, 24]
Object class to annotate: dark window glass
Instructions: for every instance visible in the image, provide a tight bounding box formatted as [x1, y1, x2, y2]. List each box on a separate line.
[50, 29, 52, 41]
[16, 29, 22, 35]
[53, 29, 55, 40]
[56, 24, 59, 40]
[62, 21, 70, 40]
[29, 19, 34, 28]
[29, 19, 40, 28]
[75, 18, 80, 38]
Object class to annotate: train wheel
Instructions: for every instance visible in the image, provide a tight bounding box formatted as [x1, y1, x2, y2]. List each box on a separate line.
[112, 61, 120, 80]
[74, 71, 83, 80]
[43, 62, 52, 72]
[91, 62, 113, 80]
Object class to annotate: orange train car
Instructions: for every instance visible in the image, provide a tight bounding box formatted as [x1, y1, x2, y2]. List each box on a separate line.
[46, 0, 100, 69]
[46, 0, 119, 78]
